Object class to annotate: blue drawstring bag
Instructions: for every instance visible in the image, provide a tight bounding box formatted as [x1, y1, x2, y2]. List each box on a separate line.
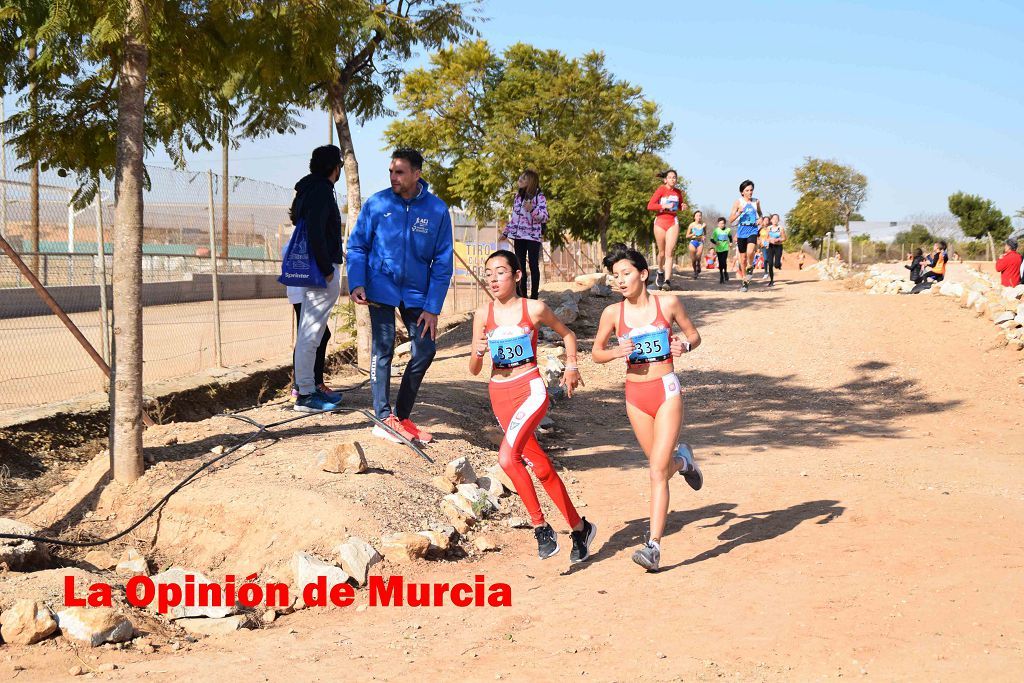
[278, 219, 327, 288]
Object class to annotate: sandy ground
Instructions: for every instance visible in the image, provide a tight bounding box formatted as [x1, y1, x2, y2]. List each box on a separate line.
[3, 263, 1024, 681]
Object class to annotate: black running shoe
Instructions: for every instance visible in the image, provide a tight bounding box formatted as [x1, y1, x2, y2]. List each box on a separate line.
[655, 270, 665, 288]
[569, 517, 597, 564]
[674, 443, 703, 491]
[534, 524, 559, 559]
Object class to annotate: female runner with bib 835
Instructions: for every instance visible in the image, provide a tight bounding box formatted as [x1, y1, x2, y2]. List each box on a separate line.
[469, 250, 597, 564]
[591, 246, 703, 572]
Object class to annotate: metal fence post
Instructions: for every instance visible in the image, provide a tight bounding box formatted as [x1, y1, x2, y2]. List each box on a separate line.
[67, 202, 75, 285]
[96, 193, 110, 365]
[207, 170, 223, 367]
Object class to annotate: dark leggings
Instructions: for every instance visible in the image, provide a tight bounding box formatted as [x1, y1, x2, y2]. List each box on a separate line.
[514, 238, 542, 299]
[716, 250, 730, 280]
[767, 244, 783, 283]
[294, 302, 330, 387]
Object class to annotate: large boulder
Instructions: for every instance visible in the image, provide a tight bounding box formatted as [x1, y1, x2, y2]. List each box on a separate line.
[147, 568, 237, 619]
[315, 442, 367, 474]
[334, 537, 382, 587]
[379, 533, 430, 562]
[56, 608, 134, 647]
[0, 518, 50, 571]
[0, 599, 58, 645]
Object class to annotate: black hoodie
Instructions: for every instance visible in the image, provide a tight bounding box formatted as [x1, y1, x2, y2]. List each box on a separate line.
[290, 174, 343, 278]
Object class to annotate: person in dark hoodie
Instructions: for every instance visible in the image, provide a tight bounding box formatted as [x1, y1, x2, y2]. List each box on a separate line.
[346, 148, 454, 443]
[290, 145, 344, 413]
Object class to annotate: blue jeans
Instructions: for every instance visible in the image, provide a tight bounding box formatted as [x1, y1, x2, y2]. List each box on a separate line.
[368, 303, 437, 421]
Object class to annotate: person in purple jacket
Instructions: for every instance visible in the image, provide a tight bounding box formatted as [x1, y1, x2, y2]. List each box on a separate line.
[502, 170, 549, 299]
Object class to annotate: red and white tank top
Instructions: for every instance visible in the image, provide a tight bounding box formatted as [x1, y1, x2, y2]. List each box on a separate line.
[617, 296, 672, 366]
[485, 298, 538, 368]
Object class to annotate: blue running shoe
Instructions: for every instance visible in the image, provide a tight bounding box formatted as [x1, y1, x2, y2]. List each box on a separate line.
[318, 384, 343, 403]
[293, 390, 342, 413]
[674, 443, 703, 491]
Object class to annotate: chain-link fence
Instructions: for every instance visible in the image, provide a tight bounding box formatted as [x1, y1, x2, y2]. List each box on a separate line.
[0, 156, 603, 420]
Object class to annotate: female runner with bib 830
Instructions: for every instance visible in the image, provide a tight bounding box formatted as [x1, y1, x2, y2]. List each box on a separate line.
[592, 246, 703, 572]
[469, 250, 598, 564]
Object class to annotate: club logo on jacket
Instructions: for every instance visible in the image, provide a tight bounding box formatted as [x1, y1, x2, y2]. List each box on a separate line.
[412, 217, 431, 234]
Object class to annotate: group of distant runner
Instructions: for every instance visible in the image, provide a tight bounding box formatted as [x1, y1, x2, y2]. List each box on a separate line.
[648, 172, 788, 292]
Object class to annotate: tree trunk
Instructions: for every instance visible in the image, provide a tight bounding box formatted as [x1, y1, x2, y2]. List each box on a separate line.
[27, 45, 39, 275]
[845, 216, 852, 264]
[220, 113, 229, 259]
[111, 0, 149, 484]
[329, 80, 371, 368]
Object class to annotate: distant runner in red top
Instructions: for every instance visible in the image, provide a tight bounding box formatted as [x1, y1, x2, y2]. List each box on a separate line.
[996, 238, 1022, 287]
[646, 170, 687, 291]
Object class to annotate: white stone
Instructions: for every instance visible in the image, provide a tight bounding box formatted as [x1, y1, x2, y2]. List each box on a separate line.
[994, 311, 1015, 325]
[476, 475, 508, 498]
[56, 608, 134, 647]
[116, 549, 149, 577]
[456, 484, 498, 512]
[443, 493, 480, 520]
[148, 568, 237, 619]
[395, 341, 412, 357]
[444, 456, 477, 485]
[334, 537, 382, 587]
[473, 536, 498, 552]
[290, 552, 351, 604]
[0, 599, 58, 645]
[939, 282, 963, 298]
[416, 529, 453, 555]
[574, 273, 605, 288]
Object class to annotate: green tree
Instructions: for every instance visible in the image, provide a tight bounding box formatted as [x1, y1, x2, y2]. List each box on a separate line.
[789, 157, 867, 262]
[385, 40, 674, 250]
[892, 223, 934, 248]
[948, 191, 1012, 241]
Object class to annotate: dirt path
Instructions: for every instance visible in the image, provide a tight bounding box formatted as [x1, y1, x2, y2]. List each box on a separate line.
[7, 266, 1024, 681]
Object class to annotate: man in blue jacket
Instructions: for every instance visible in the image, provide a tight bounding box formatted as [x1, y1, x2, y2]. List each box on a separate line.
[346, 149, 454, 443]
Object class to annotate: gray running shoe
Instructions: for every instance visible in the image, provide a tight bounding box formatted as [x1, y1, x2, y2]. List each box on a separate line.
[740, 281, 749, 293]
[655, 270, 665, 288]
[632, 541, 661, 571]
[569, 517, 597, 564]
[534, 524, 559, 559]
[674, 443, 703, 491]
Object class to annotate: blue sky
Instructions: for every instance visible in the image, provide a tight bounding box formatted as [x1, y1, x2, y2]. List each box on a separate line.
[4, 0, 1022, 224]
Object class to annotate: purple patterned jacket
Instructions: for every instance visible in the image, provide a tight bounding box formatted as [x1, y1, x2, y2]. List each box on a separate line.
[504, 191, 549, 242]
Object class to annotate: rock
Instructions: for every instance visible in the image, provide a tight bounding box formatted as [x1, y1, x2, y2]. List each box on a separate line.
[590, 283, 612, 297]
[178, 614, 251, 637]
[148, 568, 237, 619]
[69, 665, 85, 676]
[395, 341, 412, 357]
[574, 273, 605, 288]
[476, 475, 508, 499]
[379, 533, 430, 562]
[994, 311, 1015, 325]
[56, 608, 134, 647]
[334, 537, 382, 587]
[315, 442, 367, 474]
[939, 282, 963, 298]
[262, 609, 276, 623]
[0, 518, 50, 571]
[416, 529, 453, 556]
[455, 484, 498, 514]
[116, 548, 149, 577]
[0, 599, 58, 645]
[506, 517, 531, 529]
[546, 384, 567, 402]
[431, 475, 456, 494]
[486, 465, 516, 495]
[290, 552, 351, 603]
[210, 445, 226, 455]
[540, 327, 562, 343]
[540, 345, 567, 362]
[443, 493, 480, 520]
[82, 550, 118, 571]
[440, 498, 475, 532]
[444, 456, 477, 485]
[553, 300, 579, 325]
[473, 536, 498, 552]
[994, 332, 1009, 348]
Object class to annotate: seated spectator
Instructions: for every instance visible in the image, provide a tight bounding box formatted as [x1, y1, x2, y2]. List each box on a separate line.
[905, 248, 925, 284]
[995, 238, 1022, 287]
[920, 241, 948, 284]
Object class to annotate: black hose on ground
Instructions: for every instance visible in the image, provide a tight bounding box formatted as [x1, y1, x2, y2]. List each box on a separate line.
[0, 400, 432, 548]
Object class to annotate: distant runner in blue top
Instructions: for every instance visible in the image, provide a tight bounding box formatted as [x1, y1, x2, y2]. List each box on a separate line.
[728, 180, 763, 293]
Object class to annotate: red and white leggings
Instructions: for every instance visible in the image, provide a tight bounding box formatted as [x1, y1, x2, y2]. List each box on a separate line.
[489, 368, 581, 529]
